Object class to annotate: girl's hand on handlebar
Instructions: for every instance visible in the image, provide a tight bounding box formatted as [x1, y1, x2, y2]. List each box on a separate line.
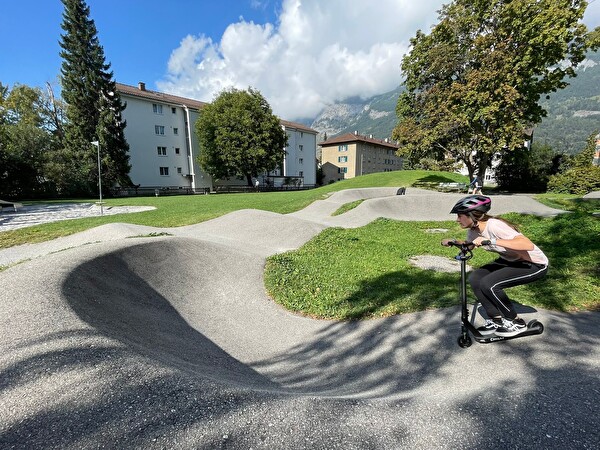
[472, 237, 490, 247]
[441, 238, 457, 247]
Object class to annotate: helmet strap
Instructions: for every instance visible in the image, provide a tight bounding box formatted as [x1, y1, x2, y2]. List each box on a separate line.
[468, 213, 479, 229]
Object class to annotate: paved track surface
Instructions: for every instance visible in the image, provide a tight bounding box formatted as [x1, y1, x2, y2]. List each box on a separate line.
[1, 189, 598, 449]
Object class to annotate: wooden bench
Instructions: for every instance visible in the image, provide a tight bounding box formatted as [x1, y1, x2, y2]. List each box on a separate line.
[0, 200, 23, 212]
[438, 182, 467, 192]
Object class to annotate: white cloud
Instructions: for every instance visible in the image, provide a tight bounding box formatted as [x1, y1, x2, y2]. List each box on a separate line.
[583, 1, 600, 30]
[157, 0, 599, 121]
[157, 0, 444, 120]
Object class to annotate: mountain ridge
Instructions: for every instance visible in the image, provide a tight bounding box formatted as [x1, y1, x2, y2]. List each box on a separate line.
[310, 51, 600, 154]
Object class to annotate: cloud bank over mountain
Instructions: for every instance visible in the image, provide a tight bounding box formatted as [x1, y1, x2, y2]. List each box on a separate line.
[158, 0, 600, 121]
[157, 0, 445, 120]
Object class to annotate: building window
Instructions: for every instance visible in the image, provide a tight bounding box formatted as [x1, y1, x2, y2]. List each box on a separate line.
[155, 125, 165, 135]
[299, 144, 303, 152]
[153, 104, 163, 114]
[157, 146, 167, 156]
[299, 158, 304, 164]
[338, 144, 348, 152]
[177, 167, 182, 174]
[171, 107, 176, 114]
[159, 167, 169, 176]
[338, 156, 348, 163]
[299, 171, 303, 177]
[300, 132, 303, 138]
[173, 127, 179, 135]
[175, 147, 180, 155]
[338, 167, 348, 174]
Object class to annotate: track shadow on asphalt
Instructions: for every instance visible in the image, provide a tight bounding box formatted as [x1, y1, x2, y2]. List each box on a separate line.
[2, 242, 600, 447]
[60, 243, 279, 391]
[56, 239, 468, 398]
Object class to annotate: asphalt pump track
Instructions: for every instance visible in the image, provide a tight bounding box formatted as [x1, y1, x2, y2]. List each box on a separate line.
[1, 189, 599, 449]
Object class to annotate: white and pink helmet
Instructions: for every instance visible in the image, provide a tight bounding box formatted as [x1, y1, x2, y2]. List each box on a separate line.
[450, 195, 491, 214]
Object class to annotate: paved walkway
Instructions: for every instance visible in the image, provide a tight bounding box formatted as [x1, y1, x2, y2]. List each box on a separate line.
[1, 189, 598, 449]
[0, 203, 155, 232]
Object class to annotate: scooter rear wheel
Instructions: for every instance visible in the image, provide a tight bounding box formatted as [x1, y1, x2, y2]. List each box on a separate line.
[457, 335, 472, 348]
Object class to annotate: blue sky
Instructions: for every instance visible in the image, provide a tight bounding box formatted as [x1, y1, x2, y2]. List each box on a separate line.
[0, 0, 281, 90]
[1, 0, 598, 120]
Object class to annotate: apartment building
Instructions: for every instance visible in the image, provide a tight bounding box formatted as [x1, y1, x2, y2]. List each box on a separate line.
[320, 132, 402, 183]
[115, 82, 317, 192]
[277, 120, 318, 186]
[116, 82, 210, 192]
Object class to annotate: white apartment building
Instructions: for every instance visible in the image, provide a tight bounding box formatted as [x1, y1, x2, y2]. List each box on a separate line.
[116, 82, 211, 192]
[276, 120, 318, 186]
[116, 82, 317, 192]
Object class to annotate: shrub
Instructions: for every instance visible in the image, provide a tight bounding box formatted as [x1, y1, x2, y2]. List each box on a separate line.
[547, 166, 600, 194]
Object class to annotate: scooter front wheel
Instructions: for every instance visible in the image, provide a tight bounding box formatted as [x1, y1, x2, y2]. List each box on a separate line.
[528, 320, 544, 334]
[457, 335, 472, 348]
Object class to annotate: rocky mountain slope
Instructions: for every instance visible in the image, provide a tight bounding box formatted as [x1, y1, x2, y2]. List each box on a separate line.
[310, 51, 600, 154]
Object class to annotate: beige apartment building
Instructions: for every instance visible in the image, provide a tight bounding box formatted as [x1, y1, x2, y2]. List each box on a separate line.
[320, 132, 402, 183]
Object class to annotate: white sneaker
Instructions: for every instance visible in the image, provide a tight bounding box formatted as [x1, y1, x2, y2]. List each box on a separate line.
[476, 318, 502, 335]
[495, 318, 527, 337]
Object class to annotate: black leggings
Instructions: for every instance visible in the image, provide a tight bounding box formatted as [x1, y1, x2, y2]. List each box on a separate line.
[468, 259, 548, 319]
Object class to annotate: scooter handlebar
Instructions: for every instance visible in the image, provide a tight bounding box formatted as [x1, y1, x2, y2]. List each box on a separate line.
[441, 239, 474, 259]
[442, 240, 472, 248]
[442, 240, 491, 247]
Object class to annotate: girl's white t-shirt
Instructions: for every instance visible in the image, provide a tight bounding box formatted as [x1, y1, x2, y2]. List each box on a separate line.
[467, 218, 549, 265]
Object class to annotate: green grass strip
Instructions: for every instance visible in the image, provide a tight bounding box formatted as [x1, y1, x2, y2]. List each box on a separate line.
[0, 170, 466, 249]
[331, 199, 365, 216]
[265, 210, 600, 319]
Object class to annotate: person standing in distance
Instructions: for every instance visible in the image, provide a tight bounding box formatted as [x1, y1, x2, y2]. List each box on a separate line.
[441, 195, 549, 336]
[468, 176, 482, 194]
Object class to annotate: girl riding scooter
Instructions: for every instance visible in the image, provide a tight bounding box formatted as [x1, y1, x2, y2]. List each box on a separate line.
[441, 195, 549, 336]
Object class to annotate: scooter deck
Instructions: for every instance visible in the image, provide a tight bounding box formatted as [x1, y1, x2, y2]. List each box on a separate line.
[465, 319, 544, 344]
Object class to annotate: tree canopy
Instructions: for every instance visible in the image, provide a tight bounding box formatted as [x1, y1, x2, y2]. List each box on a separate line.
[547, 131, 600, 194]
[0, 83, 64, 198]
[195, 88, 288, 186]
[392, 0, 592, 180]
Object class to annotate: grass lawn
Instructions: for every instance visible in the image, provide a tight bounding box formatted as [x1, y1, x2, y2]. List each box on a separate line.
[0, 170, 465, 249]
[264, 209, 600, 319]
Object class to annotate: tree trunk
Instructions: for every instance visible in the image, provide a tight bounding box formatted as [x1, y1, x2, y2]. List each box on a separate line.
[476, 154, 490, 186]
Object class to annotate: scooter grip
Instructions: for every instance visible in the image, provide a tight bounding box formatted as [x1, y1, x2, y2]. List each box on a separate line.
[481, 240, 491, 246]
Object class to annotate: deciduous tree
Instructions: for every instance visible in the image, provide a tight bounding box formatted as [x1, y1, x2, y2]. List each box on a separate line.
[195, 88, 287, 186]
[0, 84, 56, 198]
[393, 0, 591, 182]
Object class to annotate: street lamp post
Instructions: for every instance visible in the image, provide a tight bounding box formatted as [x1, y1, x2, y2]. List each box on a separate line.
[91, 141, 103, 216]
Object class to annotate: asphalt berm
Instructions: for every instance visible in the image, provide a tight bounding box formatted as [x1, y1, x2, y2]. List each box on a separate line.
[1, 189, 598, 449]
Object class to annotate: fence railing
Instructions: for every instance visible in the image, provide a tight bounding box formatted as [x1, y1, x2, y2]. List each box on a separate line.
[110, 184, 317, 197]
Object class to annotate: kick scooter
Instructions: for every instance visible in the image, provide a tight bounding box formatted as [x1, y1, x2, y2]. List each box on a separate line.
[447, 240, 544, 348]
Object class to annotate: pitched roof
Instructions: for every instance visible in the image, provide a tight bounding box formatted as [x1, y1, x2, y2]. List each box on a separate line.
[115, 82, 208, 110]
[320, 132, 399, 149]
[116, 82, 318, 133]
[280, 119, 318, 134]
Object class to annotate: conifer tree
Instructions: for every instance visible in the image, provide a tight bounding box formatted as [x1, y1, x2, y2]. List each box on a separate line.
[57, 0, 130, 196]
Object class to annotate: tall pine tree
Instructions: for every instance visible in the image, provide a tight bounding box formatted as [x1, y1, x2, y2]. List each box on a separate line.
[57, 0, 130, 196]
